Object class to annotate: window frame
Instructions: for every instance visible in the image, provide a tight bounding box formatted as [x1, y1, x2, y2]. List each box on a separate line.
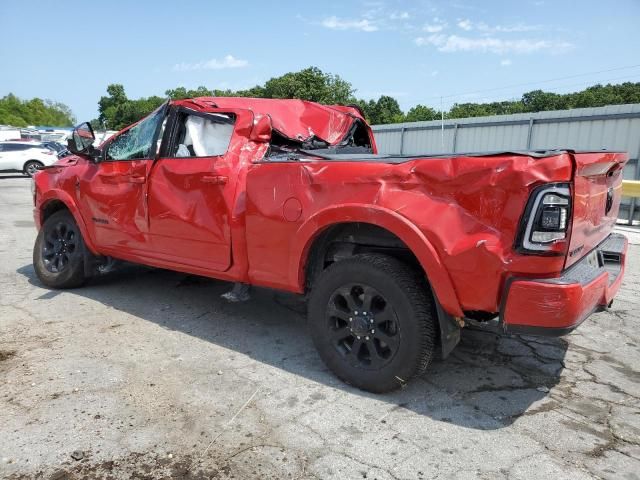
[161, 106, 236, 160]
[102, 101, 170, 163]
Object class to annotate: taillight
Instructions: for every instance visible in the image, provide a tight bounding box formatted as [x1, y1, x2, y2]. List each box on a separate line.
[518, 183, 571, 254]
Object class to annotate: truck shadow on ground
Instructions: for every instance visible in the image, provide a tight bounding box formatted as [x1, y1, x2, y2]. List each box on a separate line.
[18, 263, 568, 430]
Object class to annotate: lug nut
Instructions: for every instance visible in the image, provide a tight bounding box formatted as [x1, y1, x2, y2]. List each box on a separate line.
[365, 336, 370, 340]
[370, 319, 374, 323]
[349, 318, 353, 321]
[355, 311, 358, 314]
[371, 330, 375, 334]
[356, 336, 361, 340]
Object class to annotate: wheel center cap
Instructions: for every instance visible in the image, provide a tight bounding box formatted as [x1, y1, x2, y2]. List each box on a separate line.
[351, 315, 371, 336]
[53, 240, 63, 253]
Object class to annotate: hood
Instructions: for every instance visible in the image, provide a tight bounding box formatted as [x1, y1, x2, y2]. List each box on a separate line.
[189, 97, 362, 145]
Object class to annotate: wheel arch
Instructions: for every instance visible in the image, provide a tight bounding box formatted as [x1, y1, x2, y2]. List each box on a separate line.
[290, 204, 463, 318]
[37, 191, 99, 255]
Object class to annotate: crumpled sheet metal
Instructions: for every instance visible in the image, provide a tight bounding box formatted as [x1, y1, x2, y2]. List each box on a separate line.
[245, 152, 574, 315]
[187, 97, 362, 144]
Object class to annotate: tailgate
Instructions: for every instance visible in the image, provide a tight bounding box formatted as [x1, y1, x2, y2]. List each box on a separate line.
[566, 151, 628, 268]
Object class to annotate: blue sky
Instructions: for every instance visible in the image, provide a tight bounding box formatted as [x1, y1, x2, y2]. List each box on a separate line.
[1, 0, 639, 122]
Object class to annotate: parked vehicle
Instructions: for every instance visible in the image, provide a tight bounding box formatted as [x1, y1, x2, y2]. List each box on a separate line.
[0, 141, 58, 176]
[31, 98, 629, 392]
[0, 126, 21, 141]
[41, 141, 71, 158]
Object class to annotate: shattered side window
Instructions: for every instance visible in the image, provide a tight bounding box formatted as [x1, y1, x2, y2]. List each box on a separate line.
[106, 109, 164, 161]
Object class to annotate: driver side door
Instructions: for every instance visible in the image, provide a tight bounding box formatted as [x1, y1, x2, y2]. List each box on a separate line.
[77, 104, 168, 253]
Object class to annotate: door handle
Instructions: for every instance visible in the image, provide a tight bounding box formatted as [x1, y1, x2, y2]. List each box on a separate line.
[129, 175, 146, 184]
[201, 175, 228, 185]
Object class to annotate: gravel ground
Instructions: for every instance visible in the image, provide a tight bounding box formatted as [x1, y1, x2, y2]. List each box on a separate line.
[1, 174, 639, 480]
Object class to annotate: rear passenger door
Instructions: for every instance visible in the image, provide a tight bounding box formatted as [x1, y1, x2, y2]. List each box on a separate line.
[146, 107, 246, 271]
[0, 144, 9, 170]
[0, 143, 26, 170]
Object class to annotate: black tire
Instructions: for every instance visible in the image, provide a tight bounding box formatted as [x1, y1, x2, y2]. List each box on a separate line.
[33, 210, 87, 289]
[23, 160, 44, 177]
[308, 254, 436, 393]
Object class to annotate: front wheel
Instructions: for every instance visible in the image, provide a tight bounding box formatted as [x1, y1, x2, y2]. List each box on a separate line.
[23, 160, 44, 177]
[308, 254, 437, 393]
[33, 210, 87, 288]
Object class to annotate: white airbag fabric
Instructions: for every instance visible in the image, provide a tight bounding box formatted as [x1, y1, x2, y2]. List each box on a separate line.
[184, 115, 233, 157]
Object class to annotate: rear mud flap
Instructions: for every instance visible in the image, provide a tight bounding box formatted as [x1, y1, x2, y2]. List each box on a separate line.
[433, 291, 461, 359]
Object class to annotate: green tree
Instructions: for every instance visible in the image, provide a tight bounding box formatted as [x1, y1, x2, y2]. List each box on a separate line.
[521, 90, 565, 112]
[405, 104, 439, 122]
[258, 67, 354, 104]
[98, 84, 128, 125]
[165, 86, 214, 99]
[98, 84, 164, 130]
[0, 93, 75, 127]
[366, 96, 405, 124]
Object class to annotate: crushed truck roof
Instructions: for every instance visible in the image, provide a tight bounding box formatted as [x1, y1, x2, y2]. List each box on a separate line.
[183, 97, 364, 145]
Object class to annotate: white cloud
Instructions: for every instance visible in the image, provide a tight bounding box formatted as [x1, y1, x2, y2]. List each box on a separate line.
[173, 55, 249, 71]
[500, 59, 512, 66]
[423, 17, 447, 33]
[414, 34, 572, 54]
[431, 70, 439, 77]
[456, 19, 540, 33]
[457, 19, 473, 31]
[321, 16, 378, 32]
[423, 24, 444, 33]
[390, 11, 410, 20]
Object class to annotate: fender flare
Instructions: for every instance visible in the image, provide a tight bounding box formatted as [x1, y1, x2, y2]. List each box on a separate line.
[38, 190, 100, 255]
[289, 204, 464, 317]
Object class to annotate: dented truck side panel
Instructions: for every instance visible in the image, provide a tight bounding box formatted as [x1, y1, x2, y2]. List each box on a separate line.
[33, 97, 629, 346]
[244, 153, 574, 315]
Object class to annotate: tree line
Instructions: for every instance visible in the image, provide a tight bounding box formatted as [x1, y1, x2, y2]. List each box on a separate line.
[2, 67, 640, 130]
[0, 94, 75, 127]
[96, 67, 640, 130]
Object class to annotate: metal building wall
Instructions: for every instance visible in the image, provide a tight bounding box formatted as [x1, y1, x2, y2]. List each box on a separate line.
[371, 104, 640, 223]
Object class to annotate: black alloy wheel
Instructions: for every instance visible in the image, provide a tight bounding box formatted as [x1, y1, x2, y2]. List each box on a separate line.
[33, 210, 87, 288]
[309, 253, 436, 393]
[326, 284, 401, 370]
[42, 220, 77, 273]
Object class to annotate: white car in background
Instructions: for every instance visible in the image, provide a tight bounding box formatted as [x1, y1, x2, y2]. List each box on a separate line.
[0, 141, 58, 177]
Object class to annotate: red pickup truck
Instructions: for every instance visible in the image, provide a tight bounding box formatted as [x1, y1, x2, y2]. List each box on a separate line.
[31, 98, 628, 392]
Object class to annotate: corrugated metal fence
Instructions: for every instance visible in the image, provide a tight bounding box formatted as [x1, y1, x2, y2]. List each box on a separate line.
[371, 104, 640, 224]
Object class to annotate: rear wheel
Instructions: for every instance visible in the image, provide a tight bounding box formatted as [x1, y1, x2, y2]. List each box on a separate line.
[23, 160, 44, 177]
[33, 210, 87, 288]
[308, 254, 436, 393]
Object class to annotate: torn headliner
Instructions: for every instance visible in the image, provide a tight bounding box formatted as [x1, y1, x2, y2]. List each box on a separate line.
[187, 97, 363, 145]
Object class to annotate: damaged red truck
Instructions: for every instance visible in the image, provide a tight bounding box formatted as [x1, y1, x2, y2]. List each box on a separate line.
[31, 98, 628, 392]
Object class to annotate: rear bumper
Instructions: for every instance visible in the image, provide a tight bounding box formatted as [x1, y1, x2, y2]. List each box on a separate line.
[501, 233, 627, 336]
